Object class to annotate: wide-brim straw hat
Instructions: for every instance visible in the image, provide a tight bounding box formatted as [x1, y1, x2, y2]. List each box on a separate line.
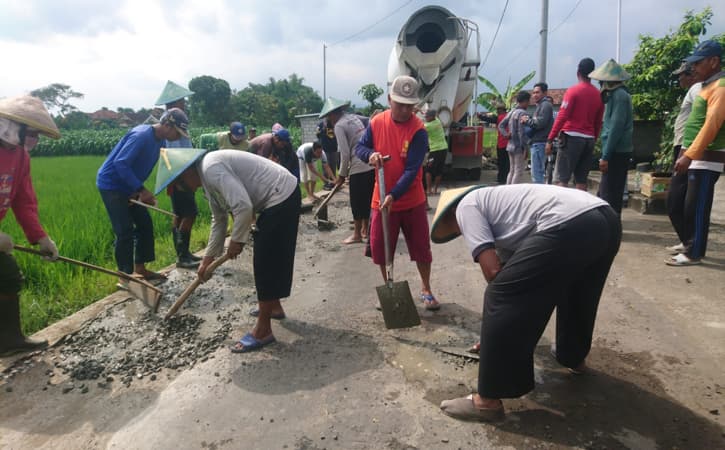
[154, 147, 207, 195]
[0, 95, 61, 139]
[430, 185, 487, 243]
[319, 97, 350, 118]
[154, 80, 194, 106]
[588, 58, 631, 82]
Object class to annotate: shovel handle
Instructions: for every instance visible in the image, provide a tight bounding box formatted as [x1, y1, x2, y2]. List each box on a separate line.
[164, 254, 230, 319]
[313, 182, 343, 218]
[129, 199, 177, 218]
[13, 245, 161, 293]
[377, 164, 394, 285]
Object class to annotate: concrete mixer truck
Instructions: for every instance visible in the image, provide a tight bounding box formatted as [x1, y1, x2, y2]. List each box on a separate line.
[387, 5, 484, 180]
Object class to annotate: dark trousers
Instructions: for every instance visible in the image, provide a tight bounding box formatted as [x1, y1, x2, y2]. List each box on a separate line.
[496, 147, 509, 184]
[667, 169, 720, 259]
[99, 189, 155, 274]
[598, 153, 631, 214]
[324, 150, 340, 175]
[478, 206, 621, 398]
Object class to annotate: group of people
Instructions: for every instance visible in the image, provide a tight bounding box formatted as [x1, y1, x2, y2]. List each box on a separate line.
[1, 40, 721, 424]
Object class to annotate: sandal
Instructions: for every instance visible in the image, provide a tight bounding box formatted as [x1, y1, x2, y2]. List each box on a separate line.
[230, 332, 276, 353]
[420, 293, 440, 311]
[665, 253, 701, 266]
[440, 395, 504, 422]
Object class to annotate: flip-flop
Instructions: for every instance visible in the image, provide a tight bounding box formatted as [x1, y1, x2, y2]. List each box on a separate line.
[230, 332, 276, 353]
[440, 395, 505, 422]
[420, 293, 441, 311]
[665, 253, 701, 266]
[249, 309, 286, 320]
[666, 243, 685, 254]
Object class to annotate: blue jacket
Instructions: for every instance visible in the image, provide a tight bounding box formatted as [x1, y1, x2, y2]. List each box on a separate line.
[96, 125, 162, 195]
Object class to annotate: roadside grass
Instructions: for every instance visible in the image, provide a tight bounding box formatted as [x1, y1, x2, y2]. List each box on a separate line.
[4, 156, 212, 334]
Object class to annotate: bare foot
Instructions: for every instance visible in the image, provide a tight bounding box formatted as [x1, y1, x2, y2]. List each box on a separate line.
[342, 235, 363, 244]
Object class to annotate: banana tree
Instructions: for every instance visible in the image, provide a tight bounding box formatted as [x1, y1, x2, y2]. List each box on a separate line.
[476, 71, 536, 111]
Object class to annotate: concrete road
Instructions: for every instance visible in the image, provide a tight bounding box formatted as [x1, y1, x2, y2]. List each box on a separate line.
[1, 172, 723, 449]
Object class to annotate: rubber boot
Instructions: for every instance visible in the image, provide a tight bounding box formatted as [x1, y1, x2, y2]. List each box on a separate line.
[0, 295, 48, 357]
[175, 230, 200, 269]
[181, 230, 202, 262]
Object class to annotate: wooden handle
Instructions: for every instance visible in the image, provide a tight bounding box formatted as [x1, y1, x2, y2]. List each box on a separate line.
[129, 199, 177, 218]
[164, 254, 230, 319]
[313, 183, 343, 218]
[13, 245, 161, 293]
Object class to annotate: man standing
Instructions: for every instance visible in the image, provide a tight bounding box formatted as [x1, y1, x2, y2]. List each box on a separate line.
[498, 91, 531, 184]
[97, 108, 189, 281]
[589, 59, 634, 215]
[199, 122, 249, 151]
[155, 80, 200, 269]
[321, 99, 375, 244]
[545, 58, 605, 190]
[317, 104, 339, 190]
[296, 141, 335, 202]
[523, 82, 554, 183]
[423, 109, 448, 195]
[666, 62, 702, 254]
[668, 40, 724, 266]
[478, 105, 509, 184]
[0, 95, 61, 356]
[157, 149, 301, 353]
[355, 75, 440, 311]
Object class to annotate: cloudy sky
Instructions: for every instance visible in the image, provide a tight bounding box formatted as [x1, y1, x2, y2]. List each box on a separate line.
[1, 0, 723, 115]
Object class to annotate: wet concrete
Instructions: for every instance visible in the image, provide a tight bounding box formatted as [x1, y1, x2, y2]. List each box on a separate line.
[1, 175, 724, 449]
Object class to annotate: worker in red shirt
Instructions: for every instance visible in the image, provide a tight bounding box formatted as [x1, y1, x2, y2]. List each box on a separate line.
[545, 58, 605, 190]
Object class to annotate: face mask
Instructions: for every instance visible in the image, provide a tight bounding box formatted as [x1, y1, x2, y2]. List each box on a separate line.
[24, 135, 40, 151]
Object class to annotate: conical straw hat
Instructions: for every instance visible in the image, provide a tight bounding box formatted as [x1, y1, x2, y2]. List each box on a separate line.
[0, 95, 61, 139]
[430, 185, 487, 243]
[319, 97, 350, 118]
[154, 81, 194, 106]
[588, 59, 631, 82]
[154, 147, 207, 195]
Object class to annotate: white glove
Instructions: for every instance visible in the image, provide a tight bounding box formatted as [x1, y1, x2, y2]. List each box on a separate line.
[37, 236, 59, 261]
[0, 232, 13, 254]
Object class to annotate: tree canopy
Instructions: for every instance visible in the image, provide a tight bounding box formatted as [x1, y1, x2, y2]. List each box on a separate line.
[30, 83, 84, 118]
[188, 75, 232, 125]
[358, 83, 384, 115]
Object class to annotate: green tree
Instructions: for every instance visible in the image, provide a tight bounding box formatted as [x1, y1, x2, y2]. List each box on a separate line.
[230, 88, 279, 128]
[188, 75, 232, 125]
[358, 83, 384, 115]
[30, 83, 84, 118]
[476, 71, 536, 111]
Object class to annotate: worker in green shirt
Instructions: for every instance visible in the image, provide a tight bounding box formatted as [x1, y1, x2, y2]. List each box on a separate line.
[423, 109, 448, 195]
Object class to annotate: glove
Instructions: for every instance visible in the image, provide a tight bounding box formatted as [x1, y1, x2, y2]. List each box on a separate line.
[37, 236, 59, 261]
[0, 232, 13, 254]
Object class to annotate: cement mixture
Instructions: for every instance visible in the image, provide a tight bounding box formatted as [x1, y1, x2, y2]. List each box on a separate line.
[1, 177, 724, 449]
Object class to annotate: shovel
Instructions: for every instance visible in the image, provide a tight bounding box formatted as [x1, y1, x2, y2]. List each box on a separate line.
[164, 254, 230, 319]
[13, 245, 162, 312]
[129, 199, 177, 218]
[314, 182, 343, 230]
[374, 163, 421, 329]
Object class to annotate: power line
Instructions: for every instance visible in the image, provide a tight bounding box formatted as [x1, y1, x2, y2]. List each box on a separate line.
[550, 0, 583, 34]
[480, 0, 510, 70]
[329, 0, 415, 47]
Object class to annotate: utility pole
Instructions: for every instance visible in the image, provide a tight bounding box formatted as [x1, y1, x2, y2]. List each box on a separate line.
[323, 43, 327, 99]
[616, 0, 622, 61]
[539, 0, 549, 83]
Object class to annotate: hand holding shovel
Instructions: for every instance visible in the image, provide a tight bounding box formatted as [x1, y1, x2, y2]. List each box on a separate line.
[165, 254, 230, 319]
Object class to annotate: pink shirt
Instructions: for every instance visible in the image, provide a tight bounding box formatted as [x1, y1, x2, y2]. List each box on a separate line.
[0, 144, 46, 243]
[548, 81, 604, 140]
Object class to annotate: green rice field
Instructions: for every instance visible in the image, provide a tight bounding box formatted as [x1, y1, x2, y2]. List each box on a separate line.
[4, 156, 212, 334]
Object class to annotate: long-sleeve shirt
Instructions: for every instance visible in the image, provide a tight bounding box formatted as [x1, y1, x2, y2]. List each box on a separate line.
[683, 71, 725, 173]
[599, 86, 633, 160]
[526, 96, 554, 143]
[547, 81, 604, 141]
[96, 125, 162, 195]
[0, 144, 46, 243]
[456, 184, 607, 263]
[355, 110, 427, 211]
[673, 83, 702, 147]
[335, 113, 373, 177]
[498, 108, 528, 153]
[199, 150, 298, 257]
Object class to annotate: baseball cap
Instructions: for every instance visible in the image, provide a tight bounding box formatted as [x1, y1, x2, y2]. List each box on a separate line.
[273, 128, 290, 142]
[389, 75, 420, 105]
[672, 62, 692, 76]
[684, 40, 723, 64]
[160, 108, 189, 138]
[230, 122, 246, 138]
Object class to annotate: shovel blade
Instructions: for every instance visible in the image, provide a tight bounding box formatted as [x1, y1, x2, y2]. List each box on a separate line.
[375, 280, 420, 329]
[125, 282, 162, 313]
